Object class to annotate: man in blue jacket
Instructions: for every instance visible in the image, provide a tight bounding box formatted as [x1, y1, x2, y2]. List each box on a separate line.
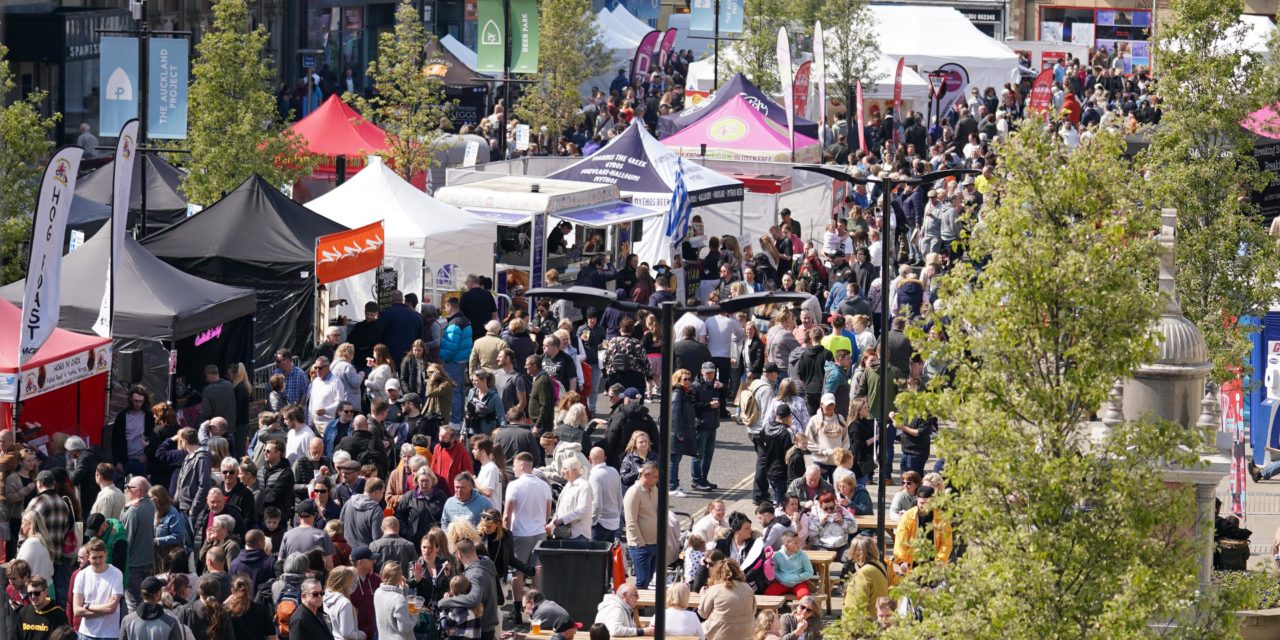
[378, 290, 425, 362]
[440, 296, 474, 425]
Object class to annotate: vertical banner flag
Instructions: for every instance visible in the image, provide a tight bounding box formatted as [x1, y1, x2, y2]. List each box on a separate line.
[315, 221, 386, 284]
[631, 30, 662, 86]
[100, 37, 139, 135]
[1028, 69, 1055, 118]
[776, 27, 794, 158]
[719, 0, 744, 34]
[814, 22, 826, 147]
[477, 0, 505, 73]
[93, 119, 139, 339]
[510, 0, 539, 73]
[658, 28, 678, 69]
[148, 38, 189, 139]
[793, 60, 812, 120]
[892, 57, 905, 146]
[690, 0, 714, 32]
[666, 158, 692, 246]
[934, 62, 970, 116]
[855, 80, 867, 153]
[19, 146, 85, 365]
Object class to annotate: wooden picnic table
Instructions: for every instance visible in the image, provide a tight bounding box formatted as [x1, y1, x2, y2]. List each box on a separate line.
[855, 513, 900, 530]
[806, 549, 837, 614]
[636, 588, 788, 613]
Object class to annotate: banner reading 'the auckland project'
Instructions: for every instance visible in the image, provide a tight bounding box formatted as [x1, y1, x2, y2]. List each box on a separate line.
[148, 38, 189, 139]
[689, 0, 741, 33]
[477, 0, 505, 73]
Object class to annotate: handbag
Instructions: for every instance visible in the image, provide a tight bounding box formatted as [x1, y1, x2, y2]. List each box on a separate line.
[552, 523, 574, 540]
[60, 496, 82, 557]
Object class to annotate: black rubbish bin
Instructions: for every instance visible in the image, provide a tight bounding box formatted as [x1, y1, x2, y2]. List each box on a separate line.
[534, 539, 613, 625]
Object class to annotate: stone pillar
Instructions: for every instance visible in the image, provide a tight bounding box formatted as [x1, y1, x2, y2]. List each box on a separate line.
[1194, 483, 1216, 593]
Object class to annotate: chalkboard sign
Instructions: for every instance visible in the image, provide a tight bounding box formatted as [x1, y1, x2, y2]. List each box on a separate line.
[683, 263, 700, 304]
[376, 266, 398, 309]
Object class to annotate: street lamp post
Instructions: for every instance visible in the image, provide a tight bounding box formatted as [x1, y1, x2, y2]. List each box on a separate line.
[795, 166, 976, 555]
[527, 286, 807, 638]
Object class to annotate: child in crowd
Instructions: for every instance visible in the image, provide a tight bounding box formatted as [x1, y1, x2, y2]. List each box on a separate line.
[683, 534, 706, 587]
[439, 575, 483, 639]
[261, 507, 286, 554]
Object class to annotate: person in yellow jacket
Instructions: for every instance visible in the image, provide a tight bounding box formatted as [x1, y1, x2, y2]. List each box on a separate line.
[844, 536, 889, 621]
[892, 485, 952, 576]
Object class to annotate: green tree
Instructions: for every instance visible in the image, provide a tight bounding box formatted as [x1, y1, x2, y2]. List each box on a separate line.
[824, 125, 1234, 639]
[726, 0, 792, 95]
[347, 1, 453, 180]
[823, 0, 880, 123]
[0, 38, 59, 283]
[182, 0, 314, 205]
[1141, 0, 1280, 381]
[513, 0, 607, 136]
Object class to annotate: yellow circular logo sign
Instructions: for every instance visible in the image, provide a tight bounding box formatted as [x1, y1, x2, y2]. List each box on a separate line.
[708, 117, 748, 142]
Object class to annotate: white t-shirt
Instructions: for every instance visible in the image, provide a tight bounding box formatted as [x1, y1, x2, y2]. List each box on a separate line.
[505, 473, 553, 537]
[477, 460, 504, 511]
[665, 608, 706, 638]
[673, 313, 706, 342]
[285, 425, 315, 465]
[74, 565, 125, 638]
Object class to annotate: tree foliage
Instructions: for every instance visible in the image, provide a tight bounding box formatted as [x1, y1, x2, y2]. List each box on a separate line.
[346, 1, 453, 180]
[182, 0, 314, 205]
[823, 0, 880, 117]
[513, 0, 608, 136]
[0, 38, 59, 284]
[1140, 0, 1280, 381]
[825, 125, 1233, 639]
[727, 0, 793, 95]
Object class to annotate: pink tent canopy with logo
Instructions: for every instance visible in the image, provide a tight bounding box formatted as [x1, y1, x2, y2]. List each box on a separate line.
[660, 94, 821, 163]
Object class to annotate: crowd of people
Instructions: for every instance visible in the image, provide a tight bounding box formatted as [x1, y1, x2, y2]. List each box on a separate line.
[2, 43, 1175, 640]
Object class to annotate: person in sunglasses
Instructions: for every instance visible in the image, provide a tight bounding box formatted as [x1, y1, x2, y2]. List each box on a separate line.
[290, 578, 333, 640]
[17, 574, 69, 640]
[778, 594, 824, 640]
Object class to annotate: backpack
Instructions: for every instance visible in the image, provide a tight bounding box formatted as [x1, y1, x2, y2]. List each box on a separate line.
[736, 379, 768, 429]
[742, 544, 776, 594]
[274, 579, 302, 637]
[357, 446, 388, 477]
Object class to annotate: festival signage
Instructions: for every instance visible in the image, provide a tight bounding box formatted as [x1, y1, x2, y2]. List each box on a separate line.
[11, 345, 112, 402]
[477, 0, 504, 73]
[93, 119, 139, 339]
[631, 30, 662, 86]
[19, 146, 84, 365]
[148, 38, 189, 139]
[776, 28, 794, 159]
[892, 57, 905, 146]
[855, 80, 866, 153]
[1028, 69, 1055, 117]
[793, 60, 811, 120]
[720, 0, 744, 34]
[315, 220, 386, 285]
[690, 0, 714, 32]
[934, 62, 970, 114]
[813, 22, 825, 146]
[658, 28, 678, 69]
[99, 37, 139, 134]
[510, 0, 539, 73]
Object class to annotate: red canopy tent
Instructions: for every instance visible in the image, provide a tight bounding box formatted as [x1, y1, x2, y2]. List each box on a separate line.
[0, 299, 111, 443]
[291, 94, 390, 168]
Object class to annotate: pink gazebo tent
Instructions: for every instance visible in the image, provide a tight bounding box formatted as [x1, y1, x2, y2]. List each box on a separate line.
[660, 94, 821, 163]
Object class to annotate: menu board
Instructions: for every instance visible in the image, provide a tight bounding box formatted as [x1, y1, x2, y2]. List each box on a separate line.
[1096, 10, 1151, 71]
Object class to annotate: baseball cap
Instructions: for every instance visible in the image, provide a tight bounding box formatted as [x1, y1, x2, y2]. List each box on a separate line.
[763, 362, 780, 374]
[385, 379, 401, 392]
[339, 459, 361, 471]
[623, 388, 642, 399]
[917, 485, 936, 499]
[351, 546, 375, 562]
[401, 392, 422, 406]
[296, 500, 319, 518]
[36, 470, 55, 486]
[85, 513, 106, 532]
[700, 361, 717, 372]
[555, 620, 582, 633]
[141, 576, 167, 595]
[775, 404, 792, 418]
[820, 393, 836, 407]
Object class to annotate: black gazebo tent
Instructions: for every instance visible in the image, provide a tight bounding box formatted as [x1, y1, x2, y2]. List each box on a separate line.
[141, 175, 349, 367]
[424, 38, 489, 128]
[76, 152, 189, 233]
[0, 230, 257, 403]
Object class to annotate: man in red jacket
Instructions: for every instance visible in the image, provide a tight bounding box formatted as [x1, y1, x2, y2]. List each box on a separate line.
[431, 424, 474, 497]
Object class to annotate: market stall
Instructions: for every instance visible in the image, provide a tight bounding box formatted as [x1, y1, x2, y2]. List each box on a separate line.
[659, 73, 820, 140]
[424, 38, 490, 128]
[0, 299, 112, 440]
[75, 152, 189, 234]
[660, 93, 822, 163]
[141, 175, 349, 367]
[871, 5, 1021, 94]
[306, 155, 498, 309]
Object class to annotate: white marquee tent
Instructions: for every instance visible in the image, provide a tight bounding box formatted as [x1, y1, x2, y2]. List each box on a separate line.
[685, 50, 930, 106]
[306, 156, 498, 304]
[871, 5, 1021, 93]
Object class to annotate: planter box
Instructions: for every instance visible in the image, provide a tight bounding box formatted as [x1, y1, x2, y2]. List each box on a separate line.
[1237, 608, 1280, 640]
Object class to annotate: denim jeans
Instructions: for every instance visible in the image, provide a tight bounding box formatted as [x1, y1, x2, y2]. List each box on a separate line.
[900, 452, 927, 479]
[592, 524, 619, 543]
[691, 430, 717, 484]
[443, 361, 467, 424]
[629, 544, 658, 589]
[670, 452, 685, 490]
[588, 365, 603, 414]
[1262, 460, 1280, 480]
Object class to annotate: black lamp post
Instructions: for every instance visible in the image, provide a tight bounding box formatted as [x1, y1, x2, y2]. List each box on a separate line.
[795, 166, 976, 556]
[527, 286, 808, 638]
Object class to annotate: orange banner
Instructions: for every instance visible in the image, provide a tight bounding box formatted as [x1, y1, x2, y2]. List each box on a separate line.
[315, 220, 385, 284]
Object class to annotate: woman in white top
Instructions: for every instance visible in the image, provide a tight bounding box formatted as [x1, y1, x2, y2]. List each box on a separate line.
[470, 436, 507, 510]
[547, 457, 593, 540]
[664, 582, 707, 638]
[805, 394, 850, 480]
[17, 510, 55, 599]
[364, 344, 396, 402]
[323, 566, 365, 640]
[330, 343, 366, 407]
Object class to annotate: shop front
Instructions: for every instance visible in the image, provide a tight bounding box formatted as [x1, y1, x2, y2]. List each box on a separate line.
[957, 6, 1006, 38]
[1030, 2, 1155, 72]
[0, 7, 132, 145]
